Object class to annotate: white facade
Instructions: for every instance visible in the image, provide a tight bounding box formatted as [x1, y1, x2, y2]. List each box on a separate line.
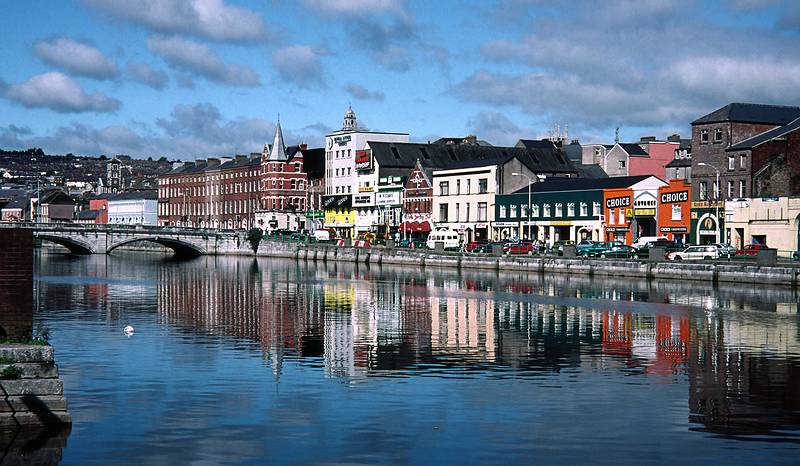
[108, 198, 158, 225]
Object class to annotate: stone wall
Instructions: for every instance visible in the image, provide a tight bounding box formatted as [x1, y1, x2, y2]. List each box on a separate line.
[0, 228, 33, 339]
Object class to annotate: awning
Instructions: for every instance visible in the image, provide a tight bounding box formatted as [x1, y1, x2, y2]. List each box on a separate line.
[401, 221, 431, 232]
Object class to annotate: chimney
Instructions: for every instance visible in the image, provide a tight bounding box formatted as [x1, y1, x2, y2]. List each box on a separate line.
[299, 143, 308, 150]
[667, 134, 681, 142]
[639, 136, 657, 142]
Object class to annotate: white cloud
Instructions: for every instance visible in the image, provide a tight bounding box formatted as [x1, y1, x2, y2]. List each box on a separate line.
[83, 0, 266, 42]
[33, 37, 119, 80]
[300, 0, 409, 18]
[271, 45, 326, 89]
[147, 35, 260, 87]
[126, 61, 169, 89]
[1, 72, 121, 113]
[345, 83, 384, 101]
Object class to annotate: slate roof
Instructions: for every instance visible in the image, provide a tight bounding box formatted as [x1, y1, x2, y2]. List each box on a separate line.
[510, 175, 653, 194]
[665, 158, 692, 168]
[368, 140, 578, 176]
[110, 190, 158, 201]
[618, 143, 648, 156]
[575, 164, 609, 179]
[692, 103, 800, 126]
[727, 116, 800, 151]
[77, 209, 101, 220]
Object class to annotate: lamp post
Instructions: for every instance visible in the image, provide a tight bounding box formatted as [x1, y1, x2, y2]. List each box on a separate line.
[512, 172, 533, 241]
[698, 162, 721, 243]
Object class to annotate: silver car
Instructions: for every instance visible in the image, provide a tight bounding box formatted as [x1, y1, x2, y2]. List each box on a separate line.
[712, 243, 735, 258]
[668, 245, 719, 261]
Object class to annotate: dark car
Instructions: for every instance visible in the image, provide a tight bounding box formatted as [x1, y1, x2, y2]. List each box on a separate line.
[576, 240, 600, 256]
[600, 244, 638, 259]
[503, 241, 535, 255]
[577, 241, 612, 257]
[635, 239, 681, 257]
[737, 244, 769, 256]
[399, 238, 425, 249]
[480, 241, 508, 254]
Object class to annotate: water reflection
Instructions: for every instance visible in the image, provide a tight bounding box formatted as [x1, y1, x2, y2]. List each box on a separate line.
[32, 253, 800, 462]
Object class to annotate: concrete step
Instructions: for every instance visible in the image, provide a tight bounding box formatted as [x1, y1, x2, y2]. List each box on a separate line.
[0, 379, 63, 396]
[0, 345, 54, 363]
[0, 395, 68, 413]
[0, 363, 59, 379]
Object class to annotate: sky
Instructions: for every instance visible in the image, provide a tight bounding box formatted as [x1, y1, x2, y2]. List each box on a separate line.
[1, 0, 799, 159]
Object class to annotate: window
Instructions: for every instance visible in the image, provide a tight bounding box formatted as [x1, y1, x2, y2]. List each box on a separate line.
[700, 129, 709, 144]
[618, 160, 626, 169]
[439, 204, 449, 222]
[580, 202, 588, 216]
[672, 204, 681, 221]
[713, 128, 723, 143]
[595, 146, 602, 156]
[478, 178, 488, 194]
[699, 181, 708, 200]
[521, 204, 528, 218]
[455, 203, 460, 222]
[618, 208, 624, 224]
[291, 179, 297, 190]
[593, 202, 601, 216]
[739, 154, 746, 169]
[727, 180, 734, 198]
[543, 203, 551, 217]
[567, 203, 575, 217]
[466, 179, 471, 194]
[465, 203, 470, 221]
[713, 180, 719, 199]
[499, 205, 507, 219]
[532, 204, 540, 217]
[440, 181, 449, 196]
[739, 180, 746, 198]
[477, 202, 487, 221]
[456, 180, 461, 195]
[728, 155, 735, 170]
[555, 203, 563, 217]
[510, 204, 518, 218]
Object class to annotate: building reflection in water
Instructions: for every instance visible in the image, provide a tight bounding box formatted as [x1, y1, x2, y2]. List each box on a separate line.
[155, 258, 800, 441]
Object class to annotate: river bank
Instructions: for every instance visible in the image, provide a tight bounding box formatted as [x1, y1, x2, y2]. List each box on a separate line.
[252, 240, 800, 287]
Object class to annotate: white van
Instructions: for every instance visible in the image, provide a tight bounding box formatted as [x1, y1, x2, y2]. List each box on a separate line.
[632, 236, 668, 249]
[314, 229, 334, 242]
[426, 229, 461, 250]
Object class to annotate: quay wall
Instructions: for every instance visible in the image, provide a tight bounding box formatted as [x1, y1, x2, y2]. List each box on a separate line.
[250, 240, 800, 287]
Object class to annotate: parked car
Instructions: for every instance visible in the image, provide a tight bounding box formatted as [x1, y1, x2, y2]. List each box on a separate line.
[465, 240, 488, 253]
[504, 241, 535, 255]
[712, 243, 736, 258]
[736, 244, 770, 256]
[667, 245, 719, 261]
[399, 238, 425, 248]
[635, 239, 681, 258]
[579, 241, 621, 257]
[314, 229, 335, 242]
[553, 240, 576, 255]
[600, 244, 638, 259]
[576, 240, 601, 256]
[480, 241, 508, 254]
[631, 236, 668, 249]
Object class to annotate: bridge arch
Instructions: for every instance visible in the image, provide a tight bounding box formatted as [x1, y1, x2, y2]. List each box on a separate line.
[106, 236, 205, 257]
[36, 234, 94, 255]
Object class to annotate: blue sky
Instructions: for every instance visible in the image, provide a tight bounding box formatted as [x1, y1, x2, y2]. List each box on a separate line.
[1, 0, 799, 159]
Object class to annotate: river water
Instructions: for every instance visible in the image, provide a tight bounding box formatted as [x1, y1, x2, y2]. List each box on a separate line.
[28, 251, 800, 464]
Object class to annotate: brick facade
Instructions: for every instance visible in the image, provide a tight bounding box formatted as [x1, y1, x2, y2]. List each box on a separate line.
[0, 229, 33, 338]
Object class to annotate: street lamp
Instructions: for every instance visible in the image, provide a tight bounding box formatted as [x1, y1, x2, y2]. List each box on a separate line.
[512, 172, 533, 241]
[697, 162, 721, 243]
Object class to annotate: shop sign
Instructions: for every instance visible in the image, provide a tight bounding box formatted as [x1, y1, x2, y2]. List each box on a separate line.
[625, 208, 633, 218]
[550, 221, 571, 226]
[334, 135, 351, 146]
[354, 194, 373, 206]
[661, 191, 688, 203]
[376, 192, 401, 206]
[355, 150, 373, 171]
[475, 223, 488, 229]
[698, 216, 717, 235]
[634, 208, 656, 216]
[691, 201, 723, 208]
[322, 195, 352, 208]
[379, 176, 402, 185]
[358, 186, 374, 192]
[606, 196, 631, 209]
[660, 226, 687, 233]
[304, 211, 324, 218]
[493, 222, 517, 227]
[606, 227, 629, 232]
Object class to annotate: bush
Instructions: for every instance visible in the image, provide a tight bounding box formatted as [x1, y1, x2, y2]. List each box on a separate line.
[247, 228, 264, 253]
[0, 365, 23, 380]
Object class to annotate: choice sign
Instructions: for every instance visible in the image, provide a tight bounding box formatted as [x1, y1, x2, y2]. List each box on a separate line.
[661, 191, 688, 203]
[605, 196, 631, 209]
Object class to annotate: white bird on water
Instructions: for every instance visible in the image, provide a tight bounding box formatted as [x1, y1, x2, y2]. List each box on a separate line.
[124, 325, 134, 336]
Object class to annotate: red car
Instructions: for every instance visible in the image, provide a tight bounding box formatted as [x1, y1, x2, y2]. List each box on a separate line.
[464, 241, 488, 253]
[503, 241, 535, 255]
[736, 244, 769, 256]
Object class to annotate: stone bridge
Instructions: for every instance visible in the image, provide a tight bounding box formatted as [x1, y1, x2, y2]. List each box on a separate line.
[0, 224, 254, 256]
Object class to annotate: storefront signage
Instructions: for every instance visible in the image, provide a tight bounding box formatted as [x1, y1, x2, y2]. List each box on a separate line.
[550, 221, 572, 226]
[355, 150, 373, 171]
[379, 176, 402, 185]
[606, 196, 631, 209]
[322, 195, 352, 209]
[475, 224, 488, 229]
[660, 226, 687, 233]
[605, 227, 629, 232]
[358, 186, 374, 192]
[304, 211, 324, 218]
[354, 194, 373, 206]
[376, 192, 401, 206]
[334, 135, 351, 146]
[493, 222, 517, 227]
[661, 191, 688, 203]
[634, 208, 656, 216]
[625, 208, 633, 218]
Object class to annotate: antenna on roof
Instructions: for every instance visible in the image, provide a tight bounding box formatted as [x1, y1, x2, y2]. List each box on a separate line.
[614, 127, 620, 144]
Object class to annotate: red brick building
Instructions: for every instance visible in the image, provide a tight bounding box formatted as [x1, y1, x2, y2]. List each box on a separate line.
[657, 179, 691, 245]
[401, 159, 433, 239]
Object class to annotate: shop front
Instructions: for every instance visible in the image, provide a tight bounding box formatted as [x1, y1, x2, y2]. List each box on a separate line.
[690, 201, 724, 245]
[493, 222, 518, 241]
[376, 190, 402, 240]
[323, 194, 354, 238]
[603, 189, 634, 244]
[657, 180, 691, 245]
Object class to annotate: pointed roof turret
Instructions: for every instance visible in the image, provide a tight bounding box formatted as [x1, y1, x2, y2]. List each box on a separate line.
[342, 105, 357, 131]
[268, 119, 287, 161]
